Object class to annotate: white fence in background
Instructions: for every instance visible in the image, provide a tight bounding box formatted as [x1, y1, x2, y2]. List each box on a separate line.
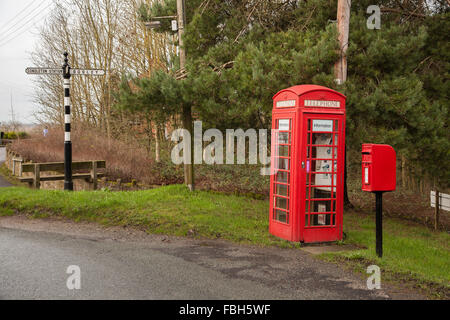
[431, 191, 450, 212]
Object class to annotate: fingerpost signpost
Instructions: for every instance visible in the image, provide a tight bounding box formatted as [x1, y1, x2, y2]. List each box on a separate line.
[26, 52, 105, 191]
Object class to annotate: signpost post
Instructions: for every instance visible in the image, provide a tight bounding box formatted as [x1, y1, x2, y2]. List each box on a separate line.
[26, 52, 105, 191]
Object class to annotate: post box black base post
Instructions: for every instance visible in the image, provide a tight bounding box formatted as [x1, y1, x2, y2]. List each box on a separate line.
[375, 191, 383, 258]
[64, 141, 73, 191]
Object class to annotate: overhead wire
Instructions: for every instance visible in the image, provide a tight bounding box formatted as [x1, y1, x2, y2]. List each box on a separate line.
[0, 2, 53, 48]
[0, 0, 46, 40]
[0, 0, 39, 33]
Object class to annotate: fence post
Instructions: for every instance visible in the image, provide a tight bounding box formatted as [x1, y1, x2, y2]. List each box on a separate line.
[91, 161, 98, 191]
[34, 164, 40, 189]
[434, 189, 440, 231]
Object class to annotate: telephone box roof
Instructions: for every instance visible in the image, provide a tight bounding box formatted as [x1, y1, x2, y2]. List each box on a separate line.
[273, 85, 346, 100]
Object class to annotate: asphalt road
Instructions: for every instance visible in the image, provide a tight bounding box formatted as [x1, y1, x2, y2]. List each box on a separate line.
[0, 222, 392, 300]
[0, 147, 12, 187]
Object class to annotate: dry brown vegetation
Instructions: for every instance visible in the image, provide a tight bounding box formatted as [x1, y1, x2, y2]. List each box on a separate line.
[10, 127, 163, 185]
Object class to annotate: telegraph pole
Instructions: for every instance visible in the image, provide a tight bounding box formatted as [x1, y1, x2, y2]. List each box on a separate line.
[334, 0, 351, 84]
[335, 0, 352, 208]
[177, 0, 194, 191]
[145, 0, 194, 191]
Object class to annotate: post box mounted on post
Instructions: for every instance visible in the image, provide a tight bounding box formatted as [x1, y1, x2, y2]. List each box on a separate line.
[361, 144, 397, 258]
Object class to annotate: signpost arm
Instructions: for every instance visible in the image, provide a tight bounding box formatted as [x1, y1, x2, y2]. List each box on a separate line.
[63, 52, 73, 191]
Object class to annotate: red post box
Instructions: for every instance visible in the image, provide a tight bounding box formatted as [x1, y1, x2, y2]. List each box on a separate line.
[361, 144, 396, 258]
[362, 144, 396, 192]
[269, 85, 346, 243]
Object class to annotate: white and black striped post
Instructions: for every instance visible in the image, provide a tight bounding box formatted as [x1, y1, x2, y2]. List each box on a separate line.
[62, 52, 73, 191]
[26, 52, 105, 192]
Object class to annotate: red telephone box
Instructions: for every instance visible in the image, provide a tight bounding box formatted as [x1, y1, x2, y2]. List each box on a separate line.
[269, 85, 346, 243]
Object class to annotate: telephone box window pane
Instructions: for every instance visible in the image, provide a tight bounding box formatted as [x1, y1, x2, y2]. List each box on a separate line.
[278, 119, 290, 131]
[275, 184, 289, 196]
[332, 200, 337, 212]
[277, 158, 290, 170]
[310, 214, 332, 226]
[308, 187, 335, 198]
[278, 145, 290, 157]
[313, 133, 333, 146]
[279, 132, 290, 144]
[276, 172, 289, 183]
[311, 200, 331, 213]
[275, 197, 289, 210]
[275, 210, 288, 223]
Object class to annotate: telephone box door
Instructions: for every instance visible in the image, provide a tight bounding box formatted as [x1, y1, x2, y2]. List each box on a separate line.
[269, 113, 298, 241]
[301, 114, 344, 243]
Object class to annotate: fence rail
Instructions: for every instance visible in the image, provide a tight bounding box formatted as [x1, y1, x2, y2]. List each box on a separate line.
[19, 161, 106, 190]
[6, 147, 106, 190]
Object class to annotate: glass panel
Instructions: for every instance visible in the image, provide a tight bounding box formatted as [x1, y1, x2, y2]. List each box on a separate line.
[307, 187, 336, 199]
[311, 200, 332, 213]
[276, 172, 289, 183]
[277, 158, 290, 170]
[275, 210, 288, 223]
[278, 145, 290, 157]
[278, 119, 290, 131]
[278, 132, 290, 144]
[310, 214, 332, 226]
[313, 133, 333, 146]
[275, 197, 289, 210]
[275, 184, 289, 197]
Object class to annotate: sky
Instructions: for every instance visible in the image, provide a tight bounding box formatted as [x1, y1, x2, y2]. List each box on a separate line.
[0, 0, 53, 124]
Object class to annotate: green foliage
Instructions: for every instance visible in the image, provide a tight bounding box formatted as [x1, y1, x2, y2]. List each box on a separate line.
[2, 132, 28, 139]
[119, 0, 449, 188]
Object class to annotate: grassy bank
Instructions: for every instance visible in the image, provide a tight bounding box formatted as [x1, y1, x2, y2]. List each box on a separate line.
[0, 185, 293, 247]
[323, 211, 450, 298]
[0, 185, 448, 297]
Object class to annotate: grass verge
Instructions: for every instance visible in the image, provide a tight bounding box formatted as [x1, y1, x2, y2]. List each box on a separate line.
[320, 210, 450, 299]
[0, 185, 297, 248]
[0, 185, 448, 297]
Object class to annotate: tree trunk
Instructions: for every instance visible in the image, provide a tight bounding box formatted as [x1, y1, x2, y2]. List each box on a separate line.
[155, 124, 161, 163]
